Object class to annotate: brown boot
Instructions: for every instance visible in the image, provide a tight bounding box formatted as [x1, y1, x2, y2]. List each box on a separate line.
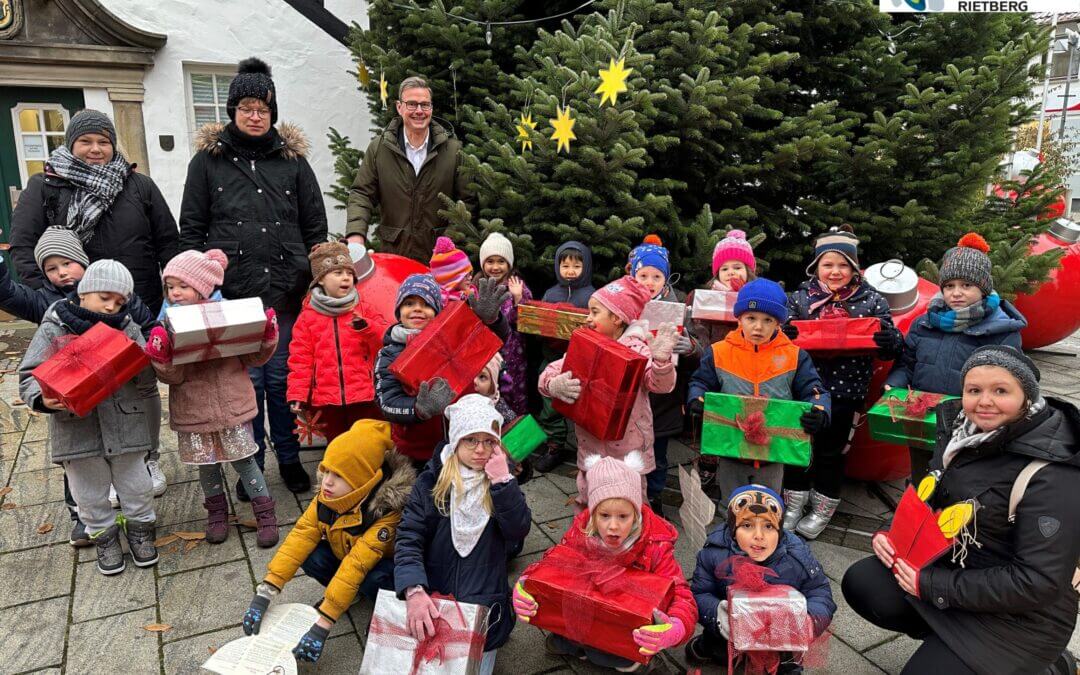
[204, 493, 230, 544]
[252, 496, 279, 548]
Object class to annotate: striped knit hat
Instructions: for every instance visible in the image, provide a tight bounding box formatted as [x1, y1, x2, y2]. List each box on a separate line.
[430, 236, 473, 293]
[806, 225, 860, 277]
[34, 227, 90, 271]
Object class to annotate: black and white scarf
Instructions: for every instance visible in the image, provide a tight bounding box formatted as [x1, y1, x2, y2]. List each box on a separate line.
[46, 146, 130, 243]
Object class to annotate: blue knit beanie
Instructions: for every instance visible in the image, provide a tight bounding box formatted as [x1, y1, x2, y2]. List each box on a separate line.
[628, 234, 670, 279]
[734, 278, 789, 323]
[395, 273, 443, 319]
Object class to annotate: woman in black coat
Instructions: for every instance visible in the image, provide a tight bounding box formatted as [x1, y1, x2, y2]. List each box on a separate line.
[842, 346, 1080, 675]
[9, 110, 178, 315]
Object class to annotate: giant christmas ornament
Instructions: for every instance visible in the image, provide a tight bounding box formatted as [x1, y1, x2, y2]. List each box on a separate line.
[549, 105, 576, 153]
[356, 253, 429, 327]
[1013, 218, 1080, 349]
[596, 57, 632, 107]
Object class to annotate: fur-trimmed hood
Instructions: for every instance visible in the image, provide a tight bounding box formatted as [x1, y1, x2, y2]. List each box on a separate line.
[194, 121, 310, 160]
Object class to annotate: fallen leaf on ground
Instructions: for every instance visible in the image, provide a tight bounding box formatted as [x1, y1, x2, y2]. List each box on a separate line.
[0, 486, 11, 496]
[238, 519, 257, 528]
[162, 543, 181, 555]
[154, 534, 180, 547]
[208, 646, 217, 655]
[184, 540, 201, 552]
[36, 522, 53, 534]
[1, 503, 17, 510]
[173, 531, 205, 541]
[563, 496, 577, 507]
[11, 398, 23, 406]
[143, 623, 171, 632]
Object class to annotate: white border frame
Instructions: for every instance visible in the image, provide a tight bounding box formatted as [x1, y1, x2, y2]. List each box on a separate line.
[10, 102, 70, 187]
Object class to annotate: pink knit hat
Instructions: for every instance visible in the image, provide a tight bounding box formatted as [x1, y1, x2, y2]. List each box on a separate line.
[429, 236, 473, 292]
[712, 229, 756, 277]
[583, 452, 645, 514]
[592, 275, 652, 325]
[163, 249, 228, 299]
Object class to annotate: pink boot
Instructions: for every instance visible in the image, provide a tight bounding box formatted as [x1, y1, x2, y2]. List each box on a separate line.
[252, 496, 279, 548]
[204, 493, 230, 544]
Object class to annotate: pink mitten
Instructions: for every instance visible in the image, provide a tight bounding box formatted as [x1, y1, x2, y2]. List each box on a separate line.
[145, 326, 172, 364]
[484, 448, 512, 484]
[512, 579, 538, 621]
[263, 308, 279, 343]
[632, 610, 686, 656]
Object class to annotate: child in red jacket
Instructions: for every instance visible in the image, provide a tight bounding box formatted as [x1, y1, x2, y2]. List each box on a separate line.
[513, 453, 698, 669]
[287, 243, 387, 442]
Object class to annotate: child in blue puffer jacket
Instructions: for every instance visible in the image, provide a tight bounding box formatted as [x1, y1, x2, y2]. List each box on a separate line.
[688, 485, 835, 672]
[885, 233, 1026, 481]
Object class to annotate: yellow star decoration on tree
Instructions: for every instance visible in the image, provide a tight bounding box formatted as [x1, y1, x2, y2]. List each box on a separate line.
[357, 61, 371, 88]
[379, 72, 389, 108]
[516, 113, 537, 153]
[549, 106, 576, 154]
[595, 57, 633, 106]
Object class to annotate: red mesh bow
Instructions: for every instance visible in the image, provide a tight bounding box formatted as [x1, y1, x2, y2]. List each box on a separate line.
[367, 594, 486, 674]
[887, 390, 945, 420]
[736, 411, 771, 447]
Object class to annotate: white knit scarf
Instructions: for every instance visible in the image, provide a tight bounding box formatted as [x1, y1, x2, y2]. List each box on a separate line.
[441, 443, 491, 557]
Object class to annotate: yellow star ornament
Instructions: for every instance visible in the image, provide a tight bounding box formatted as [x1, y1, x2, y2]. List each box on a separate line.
[357, 61, 371, 88]
[549, 106, 576, 154]
[596, 57, 633, 107]
[516, 113, 537, 153]
[379, 72, 388, 108]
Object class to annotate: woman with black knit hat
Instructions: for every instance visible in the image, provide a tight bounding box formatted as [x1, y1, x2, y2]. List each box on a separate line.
[179, 57, 328, 495]
[842, 345, 1080, 675]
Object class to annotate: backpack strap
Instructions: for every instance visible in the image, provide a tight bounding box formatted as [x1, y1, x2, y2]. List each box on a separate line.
[1007, 459, 1080, 591]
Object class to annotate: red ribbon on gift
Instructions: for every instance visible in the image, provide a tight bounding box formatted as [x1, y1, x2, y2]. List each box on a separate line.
[885, 390, 945, 421]
[367, 594, 486, 674]
[172, 301, 262, 363]
[736, 411, 771, 447]
[35, 326, 134, 416]
[294, 410, 325, 445]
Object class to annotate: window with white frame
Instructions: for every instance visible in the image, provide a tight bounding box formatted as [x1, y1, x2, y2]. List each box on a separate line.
[11, 103, 70, 186]
[1051, 23, 1080, 80]
[185, 67, 233, 132]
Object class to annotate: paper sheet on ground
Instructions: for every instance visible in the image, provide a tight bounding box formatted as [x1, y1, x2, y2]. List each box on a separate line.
[201, 603, 318, 675]
[679, 465, 716, 554]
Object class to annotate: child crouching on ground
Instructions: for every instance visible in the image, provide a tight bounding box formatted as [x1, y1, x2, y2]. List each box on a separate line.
[18, 260, 159, 576]
[144, 249, 280, 547]
[539, 275, 678, 507]
[688, 485, 835, 671]
[513, 453, 698, 670]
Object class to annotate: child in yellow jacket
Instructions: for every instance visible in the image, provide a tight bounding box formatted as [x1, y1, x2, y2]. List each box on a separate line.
[240, 419, 415, 663]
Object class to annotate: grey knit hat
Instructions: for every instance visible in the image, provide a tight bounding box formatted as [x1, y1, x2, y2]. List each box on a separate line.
[78, 259, 133, 300]
[33, 227, 89, 271]
[939, 233, 993, 296]
[65, 110, 116, 149]
[961, 345, 1040, 402]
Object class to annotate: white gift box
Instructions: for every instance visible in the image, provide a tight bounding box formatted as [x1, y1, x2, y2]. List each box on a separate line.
[691, 290, 738, 323]
[165, 297, 265, 365]
[359, 589, 489, 675]
[729, 586, 812, 653]
[641, 300, 686, 331]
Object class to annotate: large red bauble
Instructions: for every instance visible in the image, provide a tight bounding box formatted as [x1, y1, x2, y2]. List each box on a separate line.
[356, 253, 430, 327]
[1013, 227, 1080, 350]
[844, 276, 940, 482]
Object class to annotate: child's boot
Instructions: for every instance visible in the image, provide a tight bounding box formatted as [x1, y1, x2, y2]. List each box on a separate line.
[204, 493, 230, 544]
[795, 490, 840, 540]
[252, 496, 279, 548]
[123, 519, 159, 567]
[782, 490, 810, 531]
[534, 441, 566, 473]
[92, 524, 125, 576]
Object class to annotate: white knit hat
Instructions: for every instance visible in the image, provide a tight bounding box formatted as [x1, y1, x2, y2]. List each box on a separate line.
[479, 232, 514, 269]
[79, 259, 133, 299]
[445, 394, 503, 451]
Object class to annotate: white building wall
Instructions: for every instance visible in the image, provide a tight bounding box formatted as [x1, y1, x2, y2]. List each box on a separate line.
[98, 0, 374, 230]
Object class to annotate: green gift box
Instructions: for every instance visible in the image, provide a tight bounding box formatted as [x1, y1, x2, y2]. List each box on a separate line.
[503, 414, 547, 462]
[701, 393, 812, 467]
[867, 389, 958, 448]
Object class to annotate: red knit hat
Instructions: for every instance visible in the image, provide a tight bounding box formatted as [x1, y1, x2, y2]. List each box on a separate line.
[163, 249, 228, 299]
[592, 275, 652, 325]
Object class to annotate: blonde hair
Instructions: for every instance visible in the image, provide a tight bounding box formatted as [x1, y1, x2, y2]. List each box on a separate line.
[432, 450, 494, 516]
[582, 498, 643, 539]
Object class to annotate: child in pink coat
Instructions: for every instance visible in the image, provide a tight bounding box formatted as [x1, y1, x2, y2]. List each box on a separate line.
[539, 275, 678, 506]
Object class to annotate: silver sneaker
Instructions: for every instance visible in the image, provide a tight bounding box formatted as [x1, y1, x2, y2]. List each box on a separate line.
[91, 525, 125, 575]
[122, 519, 159, 568]
[795, 490, 840, 540]
[782, 490, 810, 531]
[147, 460, 167, 497]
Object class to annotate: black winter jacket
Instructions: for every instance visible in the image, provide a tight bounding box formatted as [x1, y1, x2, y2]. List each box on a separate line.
[9, 170, 178, 314]
[394, 444, 531, 650]
[912, 398, 1080, 675]
[178, 123, 327, 314]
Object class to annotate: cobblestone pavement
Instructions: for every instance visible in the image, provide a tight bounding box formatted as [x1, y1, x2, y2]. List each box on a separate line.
[0, 318, 1076, 674]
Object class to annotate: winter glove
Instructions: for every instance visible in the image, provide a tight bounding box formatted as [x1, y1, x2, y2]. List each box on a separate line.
[406, 588, 442, 640]
[781, 323, 799, 340]
[632, 610, 687, 656]
[485, 447, 512, 484]
[242, 591, 272, 636]
[688, 397, 705, 418]
[673, 333, 694, 356]
[546, 371, 582, 404]
[145, 326, 172, 364]
[415, 378, 454, 420]
[263, 308, 279, 343]
[716, 600, 731, 640]
[469, 277, 511, 325]
[647, 322, 678, 363]
[800, 407, 828, 435]
[292, 623, 330, 663]
[873, 321, 903, 359]
[512, 579, 538, 621]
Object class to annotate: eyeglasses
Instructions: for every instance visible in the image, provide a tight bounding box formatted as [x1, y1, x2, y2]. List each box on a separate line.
[459, 437, 499, 450]
[238, 106, 271, 118]
[399, 100, 433, 112]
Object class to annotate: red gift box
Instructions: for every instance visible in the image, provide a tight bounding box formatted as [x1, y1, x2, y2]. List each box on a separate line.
[552, 328, 646, 440]
[389, 301, 503, 397]
[886, 486, 953, 572]
[31, 323, 150, 417]
[791, 317, 879, 355]
[525, 543, 675, 664]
